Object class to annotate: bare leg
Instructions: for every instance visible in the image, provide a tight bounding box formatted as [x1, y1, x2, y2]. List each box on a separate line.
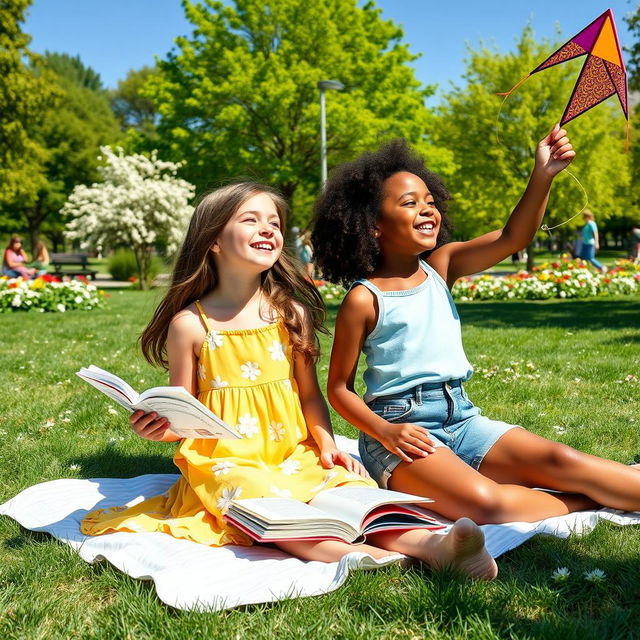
[275, 519, 497, 580]
[389, 447, 597, 524]
[274, 539, 401, 563]
[479, 429, 640, 512]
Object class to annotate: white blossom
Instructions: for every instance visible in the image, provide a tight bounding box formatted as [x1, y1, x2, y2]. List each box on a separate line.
[217, 486, 242, 513]
[268, 340, 286, 361]
[279, 459, 301, 475]
[63, 146, 195, 281]
[268, 422, 285, 442]
[583, 568, 606, 583]
[551, 567, 570, 582]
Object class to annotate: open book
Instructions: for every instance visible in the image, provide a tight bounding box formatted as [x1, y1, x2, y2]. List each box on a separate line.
[224, 486, 445, 543]
[76, 365, 241, 440]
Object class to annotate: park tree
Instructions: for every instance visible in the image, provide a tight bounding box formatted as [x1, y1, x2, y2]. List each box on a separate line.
[8, 52, 122, 252]
[142, 0, 453, 226]
[111, 66, 159, 133]
[0, 0, 59, 221]
[63, 147, 195, 289]
[435, 26, 632, 268]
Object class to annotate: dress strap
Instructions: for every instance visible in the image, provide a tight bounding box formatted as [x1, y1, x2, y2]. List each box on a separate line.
[194, 300, 212, 332]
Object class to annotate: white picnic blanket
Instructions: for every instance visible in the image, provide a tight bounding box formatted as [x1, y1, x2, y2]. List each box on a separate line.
[2, 435, 640, 611]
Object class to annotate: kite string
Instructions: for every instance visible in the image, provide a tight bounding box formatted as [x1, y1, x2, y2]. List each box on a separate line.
[494, 80, 589, 235]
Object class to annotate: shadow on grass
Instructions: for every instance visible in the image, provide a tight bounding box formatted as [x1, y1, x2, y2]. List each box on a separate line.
[70, 447, 177, 479]
[326, 297, 640, 332]
[457, 297, 640, 331]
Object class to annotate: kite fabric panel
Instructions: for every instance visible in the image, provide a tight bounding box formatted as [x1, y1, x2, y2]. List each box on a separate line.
[529, 8, 628, 126]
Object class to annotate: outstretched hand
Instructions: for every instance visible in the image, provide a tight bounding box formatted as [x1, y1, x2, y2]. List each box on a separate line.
[535, 124, 576, 177]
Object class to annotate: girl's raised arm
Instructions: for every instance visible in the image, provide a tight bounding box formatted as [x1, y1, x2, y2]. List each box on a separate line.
[429, 125, 575, 287]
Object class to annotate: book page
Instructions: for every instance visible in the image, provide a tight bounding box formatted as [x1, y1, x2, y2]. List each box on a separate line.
[309, 487, 432, 531]
[133, 394, 240, 439]
[229, 498, 337, 523]
[75, 366, 138, 410]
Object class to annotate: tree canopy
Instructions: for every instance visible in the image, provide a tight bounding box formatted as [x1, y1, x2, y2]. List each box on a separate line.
[142, 0, 452, 225]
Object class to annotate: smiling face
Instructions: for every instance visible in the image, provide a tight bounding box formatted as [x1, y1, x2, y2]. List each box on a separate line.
[211, 192, 284, 273]
[375, 171, 441, 257]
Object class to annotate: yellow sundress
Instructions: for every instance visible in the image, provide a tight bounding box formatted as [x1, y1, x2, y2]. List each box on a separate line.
[81, 301, 375, 546]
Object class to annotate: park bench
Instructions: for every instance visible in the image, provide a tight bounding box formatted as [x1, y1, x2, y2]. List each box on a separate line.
[50, 253, 98, 280]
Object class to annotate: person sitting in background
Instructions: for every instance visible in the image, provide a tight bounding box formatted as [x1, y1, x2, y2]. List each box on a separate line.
[2, 236, 37, 279]
[30, 240, 50, 274]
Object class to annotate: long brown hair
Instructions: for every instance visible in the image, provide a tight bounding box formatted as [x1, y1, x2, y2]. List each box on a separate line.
[140, 182, 326, 369]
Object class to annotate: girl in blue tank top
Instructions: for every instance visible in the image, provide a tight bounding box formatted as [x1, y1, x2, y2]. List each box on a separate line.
[312, 126, 640, 527]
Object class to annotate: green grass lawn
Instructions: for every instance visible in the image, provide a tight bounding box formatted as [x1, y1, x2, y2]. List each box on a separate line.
[1, 290, 640, 639]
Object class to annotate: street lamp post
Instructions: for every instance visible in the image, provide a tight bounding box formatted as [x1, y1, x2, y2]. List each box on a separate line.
[317, 80, 344, 186]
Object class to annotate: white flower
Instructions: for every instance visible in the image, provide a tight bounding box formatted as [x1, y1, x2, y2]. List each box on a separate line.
[68, 464, 81, 471]
[279, 459, 301, 475]
[43, 418, 55, 428]
[269, 422, 285, 442]
[212, 460, 236, 476]
[197, 363, 206, 380]
[268, 340, 285, 361]
[210, 376, 228, 389]
[551, 567, 570, 582]
[207, 330, 224, 350]
[270, 485, 292, 498]
[283, 379, 292, 390]
[583, 568, 606, 583]
[217, 486, 242, 513]
[57, 303, 66, 312]
[240, 361, 261, 381]
[236, 413, 259, 438]
[551, 425, 567, 435]
[107, 407, 119, 415]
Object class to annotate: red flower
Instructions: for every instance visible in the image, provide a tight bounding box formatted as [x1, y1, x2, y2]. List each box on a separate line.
[552, 262, 560, 269]
[128, 276, 138, 283]
[77, 275, 88, 284]
[8, 282, 19, 289]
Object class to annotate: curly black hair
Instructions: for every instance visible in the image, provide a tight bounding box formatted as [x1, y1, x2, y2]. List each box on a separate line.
[311, 139, 453, 287]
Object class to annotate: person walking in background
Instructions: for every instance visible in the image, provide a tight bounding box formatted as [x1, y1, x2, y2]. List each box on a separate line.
[578, 210, 605, 272]
[2, 236, 37, 279]
[627, 223, 640, 264]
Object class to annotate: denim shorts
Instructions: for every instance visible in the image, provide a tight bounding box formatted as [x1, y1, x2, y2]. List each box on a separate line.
[359, 380, 518, 488]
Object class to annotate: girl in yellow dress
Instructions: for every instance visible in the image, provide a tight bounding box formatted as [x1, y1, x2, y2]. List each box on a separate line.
[81, 183, 496, 578]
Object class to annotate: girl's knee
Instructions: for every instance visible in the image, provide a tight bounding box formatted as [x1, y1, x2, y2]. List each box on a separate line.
[460, 485, 505, 524]
[545, 442, 584, 470]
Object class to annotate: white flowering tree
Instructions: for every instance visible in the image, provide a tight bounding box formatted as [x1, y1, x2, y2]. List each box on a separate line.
[63, 146, 195, 289]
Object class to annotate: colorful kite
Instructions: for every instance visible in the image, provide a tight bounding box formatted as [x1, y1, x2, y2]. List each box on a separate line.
[500, 9, 629, 148]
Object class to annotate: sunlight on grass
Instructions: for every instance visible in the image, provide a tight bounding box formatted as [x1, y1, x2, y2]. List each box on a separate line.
[1, 291, 640, 638]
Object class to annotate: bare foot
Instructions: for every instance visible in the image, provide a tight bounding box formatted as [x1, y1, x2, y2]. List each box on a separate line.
[423, 517, 498, 580]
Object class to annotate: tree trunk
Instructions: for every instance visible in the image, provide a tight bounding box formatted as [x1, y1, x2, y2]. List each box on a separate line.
[134, 245, 151, 290]
[24, 196, 46, 255]
[526, 242, 535, 272]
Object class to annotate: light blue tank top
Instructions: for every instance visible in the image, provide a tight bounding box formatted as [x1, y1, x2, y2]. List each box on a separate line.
[354, 260, 473, 402]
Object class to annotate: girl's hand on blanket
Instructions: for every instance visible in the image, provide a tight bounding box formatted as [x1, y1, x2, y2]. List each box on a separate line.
[379, 422, 436, 463]
[320, 448, 371, 478]
[130, 410, 171, 441]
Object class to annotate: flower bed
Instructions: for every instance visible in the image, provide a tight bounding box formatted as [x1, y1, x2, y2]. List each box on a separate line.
[453, 259, 640, 301]
[0, 275, 105, 312]
[314, 260, 640, 304]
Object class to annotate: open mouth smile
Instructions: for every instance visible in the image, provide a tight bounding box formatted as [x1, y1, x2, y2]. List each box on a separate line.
[250, 242, 275, 252]
[414, 220, 437, 235]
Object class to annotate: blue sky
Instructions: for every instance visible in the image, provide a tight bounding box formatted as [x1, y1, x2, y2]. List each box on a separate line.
[24, 1, 637, 103]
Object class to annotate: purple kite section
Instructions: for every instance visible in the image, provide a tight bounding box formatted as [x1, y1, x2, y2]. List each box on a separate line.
[572, 10, 609, 52]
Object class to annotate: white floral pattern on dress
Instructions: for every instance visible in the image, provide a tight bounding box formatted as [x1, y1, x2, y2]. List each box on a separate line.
[310, 469, 338, 493]
[197, 363, 207, 380]
[217, 486, 242, 513]
[210, 375, 229, 389]
[236, 413, 259, 438]
[268, 340, 285, 361]
[212, 460, 236, 476]
[240, 361, 261, 381]
[295, 426, 304, 440]
[268, 421, 285, 442]
[207, 330, 224, 350]
[270, 485, 293, 498]
[279, 459, 301, 475]
[283, 379, 292, 390]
